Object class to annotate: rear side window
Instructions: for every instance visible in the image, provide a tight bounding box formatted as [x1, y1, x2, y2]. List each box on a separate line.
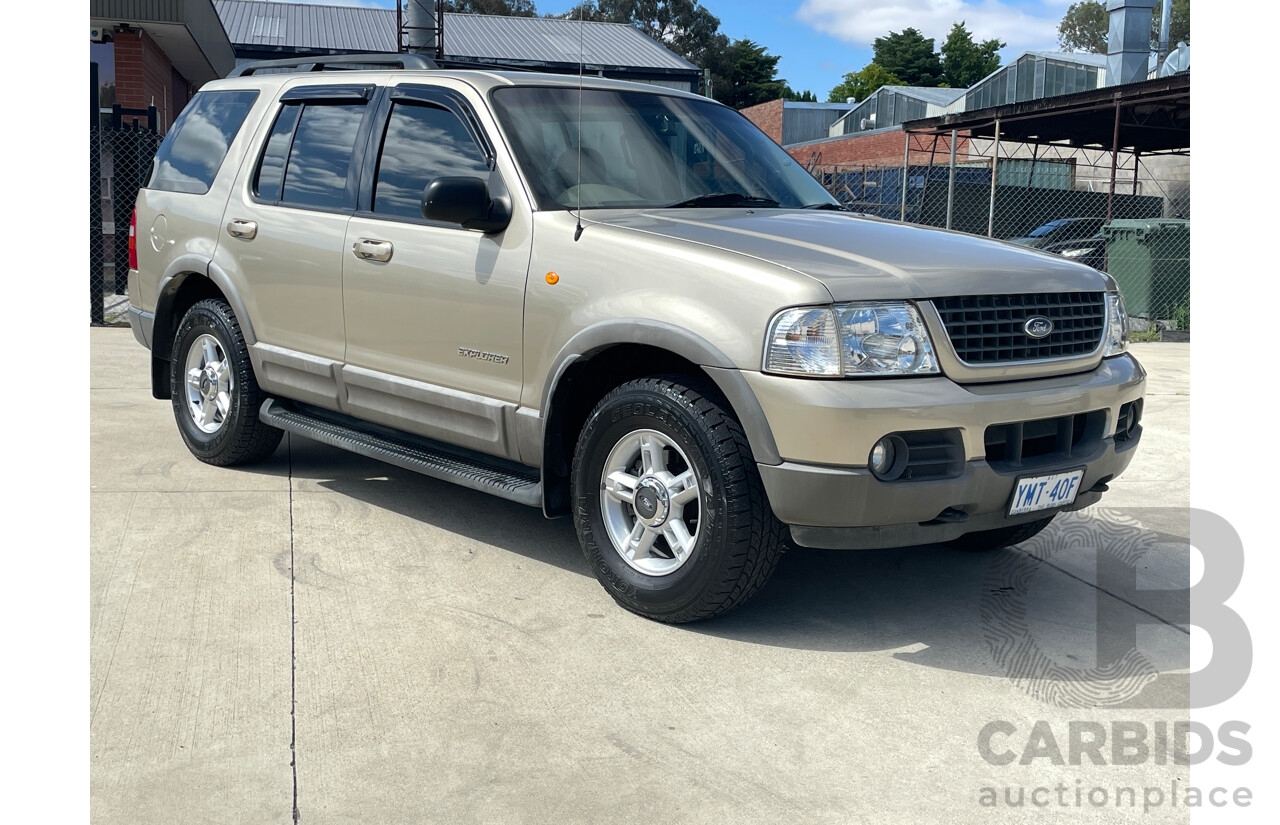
[149, 90, 258, 194]
[372, 102, 490, 219]
[254, 101, 366, 210]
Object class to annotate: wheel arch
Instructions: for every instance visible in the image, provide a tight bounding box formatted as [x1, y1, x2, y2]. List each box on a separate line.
[538, 321, 781, 517]
[150, 258, 256, 400]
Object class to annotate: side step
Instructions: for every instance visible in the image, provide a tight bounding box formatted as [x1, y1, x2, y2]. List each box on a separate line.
[259, 399, 542, 507]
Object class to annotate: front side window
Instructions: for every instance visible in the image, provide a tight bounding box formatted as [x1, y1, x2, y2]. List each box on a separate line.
[149, 90, 259, 194]
[372, 102, 491, 219]
[491, 87, 836, 211]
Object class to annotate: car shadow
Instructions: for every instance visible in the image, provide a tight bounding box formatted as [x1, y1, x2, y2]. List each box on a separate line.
[249, 436, 1190, 697]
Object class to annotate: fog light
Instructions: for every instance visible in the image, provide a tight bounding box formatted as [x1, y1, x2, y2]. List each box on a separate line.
[869, 436, 906, 480]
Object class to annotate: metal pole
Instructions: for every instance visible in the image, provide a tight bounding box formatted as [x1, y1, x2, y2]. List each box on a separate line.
[1133, 149, 1141, 197]
[987, 119, 1000, 237]
[946, 129, 957, 230]
[1107, 100, 1121, 222]
[900, 131, 910, 221]
[90, 61, 104, 325]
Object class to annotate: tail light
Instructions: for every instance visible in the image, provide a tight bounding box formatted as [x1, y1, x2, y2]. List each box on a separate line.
[128, 209, 138, 271]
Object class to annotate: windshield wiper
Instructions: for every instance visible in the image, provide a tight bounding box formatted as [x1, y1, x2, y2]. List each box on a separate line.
[801, 202, 853, 211]
[666, 193, 781, 209]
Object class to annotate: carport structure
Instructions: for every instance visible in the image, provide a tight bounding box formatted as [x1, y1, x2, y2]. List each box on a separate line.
[897, 73, 1190, 237]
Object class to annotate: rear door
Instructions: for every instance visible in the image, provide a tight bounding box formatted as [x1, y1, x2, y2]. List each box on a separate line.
[217, 83, 376, 409]
[340, 83, 532, 459]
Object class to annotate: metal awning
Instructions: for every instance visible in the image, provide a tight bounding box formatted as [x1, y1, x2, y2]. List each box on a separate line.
[903, 73, 1189, 154]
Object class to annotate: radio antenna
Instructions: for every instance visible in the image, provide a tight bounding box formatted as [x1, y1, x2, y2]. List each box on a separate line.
[573, 3, 585, 241]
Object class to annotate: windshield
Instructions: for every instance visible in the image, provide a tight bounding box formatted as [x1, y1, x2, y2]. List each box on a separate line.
[491, 86, 838, 211]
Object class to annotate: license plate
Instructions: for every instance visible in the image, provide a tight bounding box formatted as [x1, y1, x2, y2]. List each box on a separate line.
[1008, 469, 1085, 516]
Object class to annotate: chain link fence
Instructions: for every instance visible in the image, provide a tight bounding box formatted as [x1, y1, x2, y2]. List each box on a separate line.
[810, 133, 1191, 339]
[91, 122, 162, 325]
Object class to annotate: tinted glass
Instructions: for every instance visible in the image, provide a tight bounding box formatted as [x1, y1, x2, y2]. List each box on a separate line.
[254, 104, 300, 202]
[492, 87, 836, 211]
[280, 103, 365, 209]
[149, 90, 258, 194]
[373, 102, 490, 219]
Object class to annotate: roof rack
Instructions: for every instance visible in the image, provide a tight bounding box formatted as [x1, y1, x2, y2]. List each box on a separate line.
[229, 53, 439, 78]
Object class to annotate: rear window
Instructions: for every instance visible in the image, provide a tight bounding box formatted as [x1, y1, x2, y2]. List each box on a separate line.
[149, 90, 258, 194]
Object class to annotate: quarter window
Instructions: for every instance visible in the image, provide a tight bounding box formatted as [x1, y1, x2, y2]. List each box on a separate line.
[372, 102, 490, 219]
[149, 90, 258, 194]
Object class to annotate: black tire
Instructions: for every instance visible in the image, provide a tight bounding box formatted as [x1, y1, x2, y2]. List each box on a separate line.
[170, 299, 282, 466]
[572, 377, 786, 623]
[945, 515, 1055, 552]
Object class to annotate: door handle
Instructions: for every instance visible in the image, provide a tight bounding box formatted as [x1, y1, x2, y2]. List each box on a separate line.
[226, 219, 257, 240]
[353, 238, 393, 263]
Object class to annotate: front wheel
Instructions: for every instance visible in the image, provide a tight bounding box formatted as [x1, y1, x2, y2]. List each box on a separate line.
[572, 377, 785, 623]
[170, 299, 282, 466]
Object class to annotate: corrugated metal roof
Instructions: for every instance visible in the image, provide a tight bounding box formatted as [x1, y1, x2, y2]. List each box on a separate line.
[214, 1, 696, 70]
[1024, 50, 1108, 67]
[880, 86, 966, 106]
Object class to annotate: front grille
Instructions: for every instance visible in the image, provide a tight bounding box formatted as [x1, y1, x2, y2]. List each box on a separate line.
[984, 410, 1107, 472]
[933, 292, 1106, 364]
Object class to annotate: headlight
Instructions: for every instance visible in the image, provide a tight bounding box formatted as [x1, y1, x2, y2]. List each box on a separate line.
[1059, 247, 1092, 258]
[764, 302, 939, 377]
[1103, 292, 1129, 356]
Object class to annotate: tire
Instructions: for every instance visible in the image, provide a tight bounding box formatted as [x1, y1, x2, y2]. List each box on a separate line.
[170, 299, 282, 466]
[572, 377, 786, 623]
[945, 515, 1055, 552]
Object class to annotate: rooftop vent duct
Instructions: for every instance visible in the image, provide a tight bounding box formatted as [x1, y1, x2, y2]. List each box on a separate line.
[405, 0, 438, 53]
[1106, 0, 1155, 86]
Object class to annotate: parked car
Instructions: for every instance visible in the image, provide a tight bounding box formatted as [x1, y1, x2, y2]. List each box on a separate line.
[1042, 234, 1107, 271]
[127, 55, 1144, 622]
[1010, 217, 1107, 249]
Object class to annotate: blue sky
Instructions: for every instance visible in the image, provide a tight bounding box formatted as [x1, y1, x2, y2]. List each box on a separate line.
[280, 1, 1078, 98]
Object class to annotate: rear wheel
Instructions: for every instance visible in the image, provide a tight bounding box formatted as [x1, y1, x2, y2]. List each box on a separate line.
[170, 299, 281, 466]
[572, 377, 785, 623]
[945, 516, 1055, 552]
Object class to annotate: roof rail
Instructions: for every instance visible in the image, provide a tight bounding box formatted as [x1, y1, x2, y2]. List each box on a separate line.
[229, 53, 438, 78]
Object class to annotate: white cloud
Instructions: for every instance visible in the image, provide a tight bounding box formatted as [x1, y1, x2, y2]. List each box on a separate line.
[797, 0, 1074, 59]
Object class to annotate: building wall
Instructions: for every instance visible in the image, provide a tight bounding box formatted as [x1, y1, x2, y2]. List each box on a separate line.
[786, 130, 971, 169]
[740, 99, 784, 146]
[113, 29, 193, 132]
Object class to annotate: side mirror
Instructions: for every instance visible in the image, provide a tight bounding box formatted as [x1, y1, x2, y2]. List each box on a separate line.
[422, 176, 511, 234]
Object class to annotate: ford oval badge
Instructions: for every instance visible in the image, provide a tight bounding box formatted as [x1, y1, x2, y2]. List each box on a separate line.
[1024, 316, 1054, 339]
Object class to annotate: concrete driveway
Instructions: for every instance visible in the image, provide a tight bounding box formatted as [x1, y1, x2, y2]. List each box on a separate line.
[91, 328, 1191, 824]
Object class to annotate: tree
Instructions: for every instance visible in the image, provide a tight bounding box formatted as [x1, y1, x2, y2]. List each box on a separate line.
[872, 28, 943, 87]
[940, 22, 1003, 88]
[783, 87, 817, 103]
[440, 0, 538, 15]
[557, 1, 723, 67]
[826, 63, 902, 103]
[1058, 0, 1191, 54]
[713, 39, 788, 109]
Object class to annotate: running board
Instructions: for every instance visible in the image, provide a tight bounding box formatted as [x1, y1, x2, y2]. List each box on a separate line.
[259, 399, 542, 507]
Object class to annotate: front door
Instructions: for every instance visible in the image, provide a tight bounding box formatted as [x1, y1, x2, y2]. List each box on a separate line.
[341, 85, 532, 460]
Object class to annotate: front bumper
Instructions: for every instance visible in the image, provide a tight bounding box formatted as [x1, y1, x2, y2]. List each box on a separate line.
[748, 354, 1145, 549]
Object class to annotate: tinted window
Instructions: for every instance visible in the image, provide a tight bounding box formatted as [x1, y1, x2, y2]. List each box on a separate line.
[254, 105, 300, 202]
[373, 103, 490, 219]
[149, 90, 258, 194]
[280, 104, 365, 209]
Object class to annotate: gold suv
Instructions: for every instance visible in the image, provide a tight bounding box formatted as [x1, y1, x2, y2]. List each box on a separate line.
[128, 55, 1145, 622]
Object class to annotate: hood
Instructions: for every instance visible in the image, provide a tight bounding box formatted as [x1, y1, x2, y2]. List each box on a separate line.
[587, 209, 1113, 302]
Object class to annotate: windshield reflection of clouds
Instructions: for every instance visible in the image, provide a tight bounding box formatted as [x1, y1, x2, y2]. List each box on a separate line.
[152, 91, 257, 194]
[374, 105, 489, 218]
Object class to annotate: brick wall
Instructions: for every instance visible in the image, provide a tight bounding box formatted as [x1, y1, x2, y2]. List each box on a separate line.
[740, 99, 785, 146]
[786, 130, 972, 169]
[112, 29, 191, 133]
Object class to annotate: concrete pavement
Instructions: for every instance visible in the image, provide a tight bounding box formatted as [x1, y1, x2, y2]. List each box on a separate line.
[91, 329, 1192, 824]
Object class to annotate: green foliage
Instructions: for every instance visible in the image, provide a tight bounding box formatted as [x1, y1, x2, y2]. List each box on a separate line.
[712, 39, 788, 109]
[783, 87, 817, 102]
[1172, 301, 1190, 332]
[872, 28, 943, 87]
[827, 63, 902, 103]
[1058, 0, 1191, 54]
[441, 0, 538, 16]
[940, 22, 1004, 88]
